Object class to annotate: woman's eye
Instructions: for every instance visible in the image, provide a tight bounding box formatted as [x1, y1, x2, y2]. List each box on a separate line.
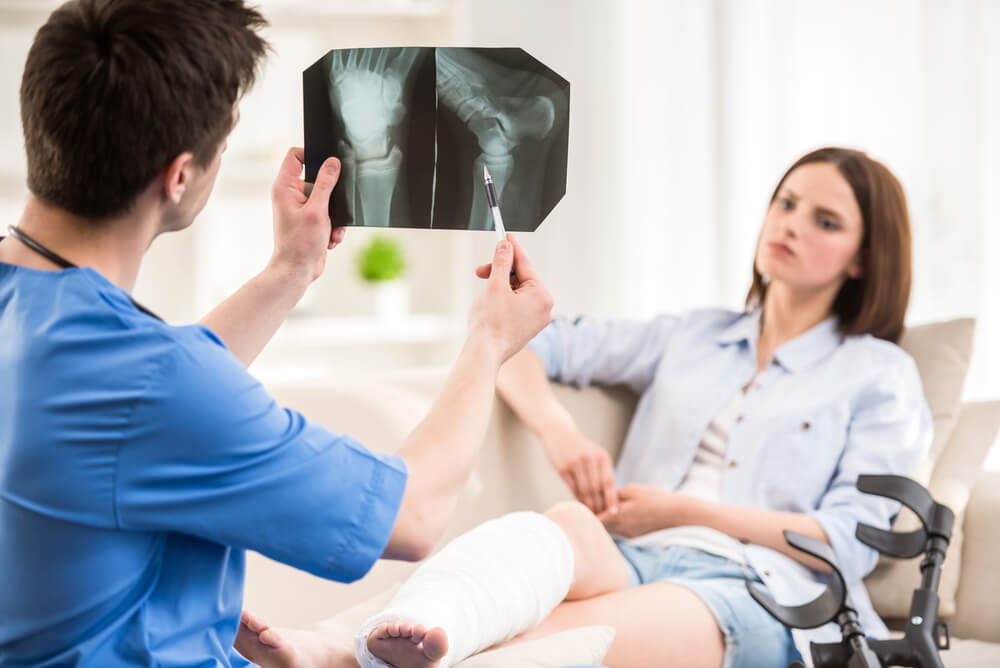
[818, 218, 838, 230]
[779, 198, 794, 210]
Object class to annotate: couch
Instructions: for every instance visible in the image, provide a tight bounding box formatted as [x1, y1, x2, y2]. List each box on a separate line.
[244, 319, 1000, 666]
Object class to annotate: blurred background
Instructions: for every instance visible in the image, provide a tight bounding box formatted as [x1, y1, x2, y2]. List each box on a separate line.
[0, 1, 997, 460]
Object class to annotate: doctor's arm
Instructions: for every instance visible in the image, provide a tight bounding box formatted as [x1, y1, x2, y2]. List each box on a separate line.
[200, 148, 344, 367]
[116, 234, 552, 582]
[382, 235, 554, 561]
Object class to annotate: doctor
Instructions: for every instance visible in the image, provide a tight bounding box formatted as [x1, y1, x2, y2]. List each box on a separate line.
[0, 1, 553, 666]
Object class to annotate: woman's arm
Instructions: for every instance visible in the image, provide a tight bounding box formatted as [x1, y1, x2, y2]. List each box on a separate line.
[496, 348, 576, 443]
[598, 485, 833, 572]
[689, 500, 833, 572]
[497, 349, 619, 514]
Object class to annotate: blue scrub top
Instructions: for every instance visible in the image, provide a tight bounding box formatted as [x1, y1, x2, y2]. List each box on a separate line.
[0, 258, 408, 667]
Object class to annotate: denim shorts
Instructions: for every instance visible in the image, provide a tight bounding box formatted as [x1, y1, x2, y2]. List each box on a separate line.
[614, 541, 803, 668]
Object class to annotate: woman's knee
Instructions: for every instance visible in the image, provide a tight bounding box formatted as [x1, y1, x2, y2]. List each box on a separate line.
[544, 501, 608, 552]
[544, 501, 630, 597]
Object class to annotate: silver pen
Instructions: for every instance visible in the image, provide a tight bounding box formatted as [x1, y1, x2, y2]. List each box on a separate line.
[483, 165, 506, 241]
[483, 165, 515, 277]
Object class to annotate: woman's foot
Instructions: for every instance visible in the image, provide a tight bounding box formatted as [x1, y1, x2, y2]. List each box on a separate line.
[234, 610, 358, 668]
[367, 621, 449, 668]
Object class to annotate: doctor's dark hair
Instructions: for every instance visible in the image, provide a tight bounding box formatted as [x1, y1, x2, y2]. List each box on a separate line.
[20, 0, 269, 220]
[745, 147, 912, 343]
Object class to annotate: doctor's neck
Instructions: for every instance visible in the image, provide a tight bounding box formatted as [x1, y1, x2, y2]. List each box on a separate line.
[1, 194, 161, 293]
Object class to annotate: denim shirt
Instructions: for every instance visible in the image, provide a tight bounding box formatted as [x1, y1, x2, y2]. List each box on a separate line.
[527, 307, 932, 659]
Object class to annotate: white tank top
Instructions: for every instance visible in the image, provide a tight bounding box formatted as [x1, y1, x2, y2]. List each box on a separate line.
[626, 389, 747, 564]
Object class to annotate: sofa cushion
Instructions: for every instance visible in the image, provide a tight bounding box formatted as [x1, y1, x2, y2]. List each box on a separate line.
[862, 319, 978, 619]
[865, 401, 1000, 619]
[896, 318, 976, 483]
[937, 638, 1000, 667]
[950, 471, 1000, 642]
[316, 584, 616, 667]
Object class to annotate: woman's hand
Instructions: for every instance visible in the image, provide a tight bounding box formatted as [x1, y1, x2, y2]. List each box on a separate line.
[596, 484, 694, 538]
[540, 422, 618, 515]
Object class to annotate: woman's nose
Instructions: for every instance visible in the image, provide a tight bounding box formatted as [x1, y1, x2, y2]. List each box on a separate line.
[780, 214, 801, 238]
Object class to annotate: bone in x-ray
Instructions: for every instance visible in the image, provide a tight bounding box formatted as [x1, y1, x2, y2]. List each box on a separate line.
[303, 47, 570, 232]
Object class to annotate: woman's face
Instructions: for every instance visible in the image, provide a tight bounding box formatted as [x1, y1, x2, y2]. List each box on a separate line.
[755, 162, 865, 293]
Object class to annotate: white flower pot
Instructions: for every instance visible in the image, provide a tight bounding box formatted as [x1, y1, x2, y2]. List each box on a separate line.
[372, 280, 409, 322]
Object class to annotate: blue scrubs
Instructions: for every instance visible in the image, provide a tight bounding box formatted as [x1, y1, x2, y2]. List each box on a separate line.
[0, 261, 408, 667]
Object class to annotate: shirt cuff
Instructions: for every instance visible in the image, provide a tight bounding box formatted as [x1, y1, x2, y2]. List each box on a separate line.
[809, 507, 879, 583]
[328, 446, 408, 583]
[526, 319, 560, 379]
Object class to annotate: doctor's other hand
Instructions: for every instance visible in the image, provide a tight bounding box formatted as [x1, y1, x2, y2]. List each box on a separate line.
[468, 233, 554, 366]
[268, 148, 347, 285]
[540, 421, 618, 515]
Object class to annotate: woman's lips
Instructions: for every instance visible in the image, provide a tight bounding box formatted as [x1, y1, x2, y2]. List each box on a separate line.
[767, 241, 795, 257]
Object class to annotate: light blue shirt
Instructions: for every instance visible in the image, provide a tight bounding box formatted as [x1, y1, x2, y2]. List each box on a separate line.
[527, 307, 932, 655]
[0, 260, 408, 667]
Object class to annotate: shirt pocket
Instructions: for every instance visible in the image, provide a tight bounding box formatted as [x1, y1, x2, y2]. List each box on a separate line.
[755, 412, 845, 511]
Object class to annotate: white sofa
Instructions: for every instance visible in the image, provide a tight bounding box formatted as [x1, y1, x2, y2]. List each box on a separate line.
[245, 321, 1000, 666]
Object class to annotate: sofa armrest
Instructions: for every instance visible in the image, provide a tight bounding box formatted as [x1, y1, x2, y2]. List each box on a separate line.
[950, 471, 1000, 642]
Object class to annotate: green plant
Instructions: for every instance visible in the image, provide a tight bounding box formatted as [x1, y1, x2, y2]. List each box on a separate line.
[356, 235, 406, 283]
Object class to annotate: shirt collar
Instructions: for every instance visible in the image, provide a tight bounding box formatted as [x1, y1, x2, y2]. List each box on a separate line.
[716, 308, 844, 373]
[715, 308, 762, 345]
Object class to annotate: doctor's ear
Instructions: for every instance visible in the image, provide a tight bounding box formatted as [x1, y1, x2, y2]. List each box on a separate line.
[846, 261, 865, 280]
[162, 152, 195, 205]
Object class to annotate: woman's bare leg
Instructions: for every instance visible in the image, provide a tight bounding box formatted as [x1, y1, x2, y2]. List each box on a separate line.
[492, 583, 726, 668]
[542, 500, 633, 600]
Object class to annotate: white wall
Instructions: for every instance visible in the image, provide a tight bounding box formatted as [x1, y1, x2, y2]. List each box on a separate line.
[1, 1, 996, 404]
[452, 1, 999, 407]
[449, 0, 629, 320]
[611, 0, 998, 401]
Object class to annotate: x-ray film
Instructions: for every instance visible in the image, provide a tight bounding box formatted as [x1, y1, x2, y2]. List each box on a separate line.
[303, 47, 570, 232]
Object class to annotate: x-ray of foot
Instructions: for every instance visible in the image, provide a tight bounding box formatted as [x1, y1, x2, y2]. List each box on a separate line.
[303, 47, 568, 232]
[435, 48, 556, 230]
[325, 47, 426, 227]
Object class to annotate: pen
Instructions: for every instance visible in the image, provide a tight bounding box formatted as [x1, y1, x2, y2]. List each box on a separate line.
[483, 166, 516, 278]
[483, 165, 506, 242]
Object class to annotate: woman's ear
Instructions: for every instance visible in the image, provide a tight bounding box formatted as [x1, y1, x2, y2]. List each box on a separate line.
[162, 152, 195, 205]
[846, 256, 865, 279]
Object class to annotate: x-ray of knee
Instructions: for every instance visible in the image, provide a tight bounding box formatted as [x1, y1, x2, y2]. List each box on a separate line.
[303, 47, 570, 232]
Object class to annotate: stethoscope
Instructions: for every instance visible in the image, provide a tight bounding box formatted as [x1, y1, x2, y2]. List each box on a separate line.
[5, 224, 164, 322]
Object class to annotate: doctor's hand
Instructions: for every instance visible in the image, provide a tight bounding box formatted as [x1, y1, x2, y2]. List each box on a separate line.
[268, 148, 347, 286]
[539, 422, 618, 515]
[597, 484, 695, 539]
[469, 233, 554, 366]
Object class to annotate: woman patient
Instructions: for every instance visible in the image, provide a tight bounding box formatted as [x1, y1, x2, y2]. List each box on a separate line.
[235, 147, 932, 668]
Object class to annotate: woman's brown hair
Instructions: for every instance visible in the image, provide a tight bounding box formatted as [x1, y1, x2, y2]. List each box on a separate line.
[745, 147, 912, 343]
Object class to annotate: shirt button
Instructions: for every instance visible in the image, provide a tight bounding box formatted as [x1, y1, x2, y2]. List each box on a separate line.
[801, 421, 811, 431]
[763, 569, 772, 577]
[728, 460, 738, 469]
[735, 415, 744, 423]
